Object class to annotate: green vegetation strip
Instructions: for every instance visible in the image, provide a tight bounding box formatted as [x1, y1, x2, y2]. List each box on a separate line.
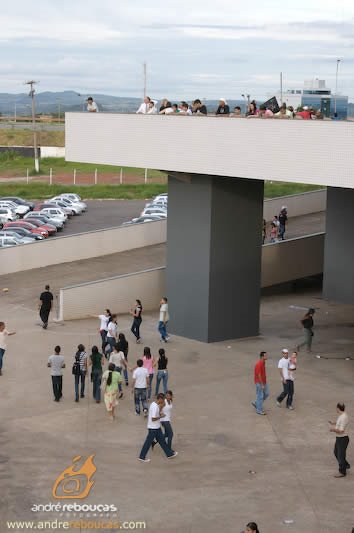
[0, 181, 323, 200]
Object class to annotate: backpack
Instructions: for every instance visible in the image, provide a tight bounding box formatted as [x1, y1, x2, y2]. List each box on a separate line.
[72, 352, 82, 376]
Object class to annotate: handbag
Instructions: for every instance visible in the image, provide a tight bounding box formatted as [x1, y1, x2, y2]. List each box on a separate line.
[72, 353, 81, 376]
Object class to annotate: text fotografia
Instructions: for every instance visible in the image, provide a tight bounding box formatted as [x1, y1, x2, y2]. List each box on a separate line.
[31, 503, 117, 513]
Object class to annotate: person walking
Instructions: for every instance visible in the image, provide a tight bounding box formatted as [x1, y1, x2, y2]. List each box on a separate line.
[158, 297, 169, 343]
[105, 314, 118, 356]
[48, 345, 65, 402]
[252, 351, 269, 415]
[72, 344, 87, 402]
[130, 299, 143, 343]
[138, 393, 178, 462]
[278, 206, 288, 240]
[276, 349, 294, 409]
[117, 333, 129, 386]
[297, 308, 315, 353]
[101, 363, 122, 421]
[155, 348, 169, 395]
[142, 347, 156, 400]
[287, 351, 297, 408]
[132, 359, 149, 416]
[93, 309, 112, 353]
[160, 390, 174, 448]
[109, 345, 126, 398]
[89, 345, 104, 404]
[0, 321, 16, 376]
[38, 284, 53, 329]
[329, 402, 350, 478]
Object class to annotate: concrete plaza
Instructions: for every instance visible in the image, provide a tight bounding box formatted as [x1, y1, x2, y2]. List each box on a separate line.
[0, 278, 353, 532]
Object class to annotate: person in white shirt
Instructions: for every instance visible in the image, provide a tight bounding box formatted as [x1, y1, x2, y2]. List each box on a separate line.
[48, 345, 65, 402]
[329, 402, 350, 477]
[86, 97, 98, 112]
[178, 101, 192, 115]
[132, 359, 149, 416]
[0, 321, 16, 376]
[276, 349, 294, 409]
[146, 101, 157, 114]
[109, 346, 127, 398]
[93, 309, 112, 352]
[159, 390, 174, 448]
[138, 393, 178, 462]
[136, 96, 151, 114]
[158, 297, 169, 342]
[159, 101, 174, 115]
[106, 314, 118, 355]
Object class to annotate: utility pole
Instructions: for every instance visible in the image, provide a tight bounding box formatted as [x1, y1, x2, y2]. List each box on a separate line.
[57, 98, 61, 123]
[334, 59, 341, 117]
[25, 80, 40, 172]
[143, 62, 147, 98]
[280, 72, 283, 105]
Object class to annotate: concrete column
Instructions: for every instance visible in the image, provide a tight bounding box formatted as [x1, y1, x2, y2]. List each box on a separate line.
[323, 187, 354, 304]
[166, 173, 264, 342]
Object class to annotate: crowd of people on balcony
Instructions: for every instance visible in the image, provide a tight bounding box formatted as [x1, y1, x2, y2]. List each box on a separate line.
[135, 96, 330, 120]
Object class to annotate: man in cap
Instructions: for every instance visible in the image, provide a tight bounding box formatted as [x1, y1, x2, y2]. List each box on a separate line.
[296, 106, 311, 119]
[276, 349, 294, 410]
[215, 98, 230, 116]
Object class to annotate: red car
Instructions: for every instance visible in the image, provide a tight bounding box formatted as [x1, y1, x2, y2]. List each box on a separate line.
[24, 218, 57, 236]
[4, 221, 49, 238]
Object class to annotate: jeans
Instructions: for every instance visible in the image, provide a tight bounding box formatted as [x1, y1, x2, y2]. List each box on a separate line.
[155, 370, 168, 395]
[92, 368, 102, 401]
[74, 371, 86, 400]
[255, 382, 269, 413]
[52, 375, 62, 401]
[298, 328, 313, 351]
[278, 223, 286, 240]
[115, 366, 123, 393]
[139, 428, 175, 459]
[131, 317, 142, 340]
[0, 348, 5, 370]
[105, 337, 116, 356]
[147, 374, 154, 399]
[334, 436, 350, 475]
[100, 330, 107, 352]
[277, 380, 293, 407]
[123, 367, 129, 385]
[162, 421, 174, 449]
[134, 388, 148, 415]
[158, 321, 168, 341]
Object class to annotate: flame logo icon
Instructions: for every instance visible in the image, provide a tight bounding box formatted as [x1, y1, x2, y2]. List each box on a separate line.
[52, 455, 96, 499]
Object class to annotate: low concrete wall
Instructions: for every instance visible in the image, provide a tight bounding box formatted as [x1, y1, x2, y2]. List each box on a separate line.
[60, 267, 166, 320]
[0, 146, 40, 157]
[60, 233, 325, 320]
[41, 146, 65, 158]
[263, 189, 326, 221]
[0, 220, 166, 276]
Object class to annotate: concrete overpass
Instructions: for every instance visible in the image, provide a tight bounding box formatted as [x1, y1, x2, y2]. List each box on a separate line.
[66, 114, 354, 342]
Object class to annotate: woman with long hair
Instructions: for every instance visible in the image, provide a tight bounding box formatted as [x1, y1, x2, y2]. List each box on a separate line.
[142, 346, 157, 400]
[109, 345, 126, 398]
[155, 348, 168, 395]
[130, 299, 143, 343]
[89, 345, 104, 404]
[101, 363, 122, 421]
[73, 344, 87, 402]
[117, 333, 129, 386]
[243, 523, 260, 533]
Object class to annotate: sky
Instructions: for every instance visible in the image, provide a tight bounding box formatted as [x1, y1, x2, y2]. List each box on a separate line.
[1, 0, 354, 101]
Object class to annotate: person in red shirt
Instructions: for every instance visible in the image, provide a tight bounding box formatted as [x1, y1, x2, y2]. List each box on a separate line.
[252, 351, 269, 415]
[296, 106, 312, 120]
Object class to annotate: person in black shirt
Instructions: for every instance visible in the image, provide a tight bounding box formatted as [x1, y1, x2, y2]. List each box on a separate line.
[130, 299, 143, 343]
[117, 332, 129, 386]
[278, 207, 288, 240]
[39, 284, 54, 329]
[297, 308, 315, 352]
[215, 98, 230, 116]
[192, 99, 207, 115]
[155, 348, 169, 395]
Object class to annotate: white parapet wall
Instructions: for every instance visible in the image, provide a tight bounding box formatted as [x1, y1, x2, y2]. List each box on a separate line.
[0, 220, 166, 276]
[59, 233, 325, 321]
[40, 146, 65, 158]
[263, 189, 326, 221]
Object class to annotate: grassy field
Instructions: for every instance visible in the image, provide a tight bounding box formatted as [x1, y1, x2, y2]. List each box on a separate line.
[0, 129, 64, 147]
[0, 181, 323, 200]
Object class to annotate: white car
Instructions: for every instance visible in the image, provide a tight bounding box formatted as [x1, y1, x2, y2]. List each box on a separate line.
[0, 201, 29, 217]
[59, 194, 87, 211]
[141, 207, 168, 217]
[144, 202, 168, 211]
[40, 207, 68, 223]
[0, 207, 19, 222]
[153, 194, 168, 203]
[50, 196, 85, 214]
[0, 235, 30, 247]
[0, 230, 33, 244]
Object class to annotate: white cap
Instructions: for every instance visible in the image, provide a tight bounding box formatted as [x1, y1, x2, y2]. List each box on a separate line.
[303, 106, 309, 110]
[219, 98, 227, 104]
[282, 348, 289, 353]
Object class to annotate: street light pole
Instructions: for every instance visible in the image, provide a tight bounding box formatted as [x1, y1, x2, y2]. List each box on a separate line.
[25, 80, 40, 172]
[334, 59, 341, 117]
[143, 61, 147, 99]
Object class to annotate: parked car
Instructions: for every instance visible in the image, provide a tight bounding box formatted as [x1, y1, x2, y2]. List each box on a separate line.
[141, 207, 167, 217]
[4, 221, 49, 238]
[40, 207, 68, 223]
[0, 200, 29, 217]
[24, 213, 64, 231]
[48, 198, 79, 215]
[23, 218, 57, 235]
[51, 196, 86, 214]
[144, 202, 168, 211]
[2, 226, 43, 240]
[34, 202, 73, 217]
[0, 235, 31, 247]
[0, 207, 19, 222]
[122, 215, 166, 225]
[0, 196, 35, 210]
[0, 230, 34, 244]
[60, 193, 87, 210]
